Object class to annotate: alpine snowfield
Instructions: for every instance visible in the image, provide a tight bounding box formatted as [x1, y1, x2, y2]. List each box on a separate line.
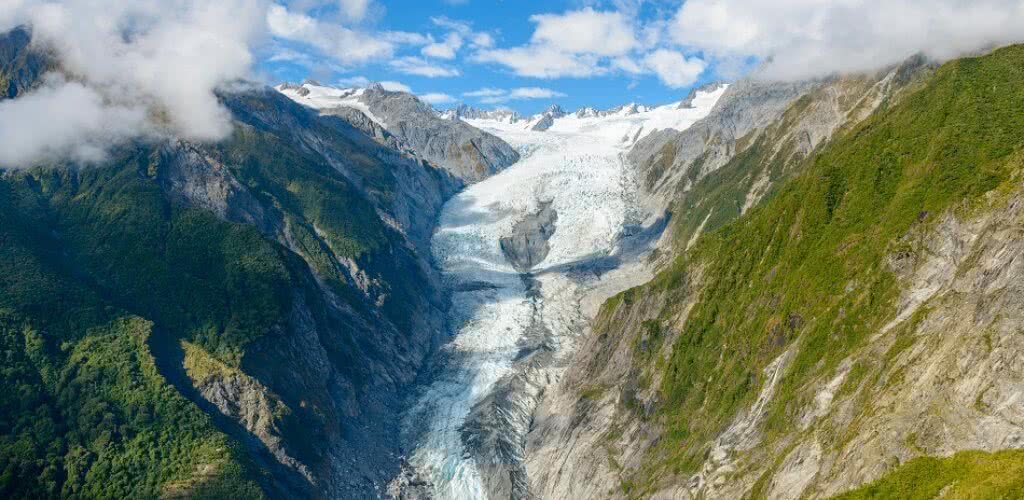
[403, 84, 728, 499]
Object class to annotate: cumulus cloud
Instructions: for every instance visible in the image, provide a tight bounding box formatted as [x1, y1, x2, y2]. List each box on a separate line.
[422, 32, 463, 59]
[672, 0, 1024, 80]
[267, 4, 393, 65]
[507, 87, 567, 100]
[465, 86, 567, 104]
[419, 92, 455, 105]
[642, 49, 706, 88]
[474, 46, 603, 79]
[337, 0, 370, 22]
[530, 8, 637, 57]
[389, 56, 460, 77]
[0, 0, 269, 168]
[473, 8, 638, 79]
[336, 75, 371, 87]
[378, 80, 411, 92]
[420, 16, 492, 62]
[463, 88, 506, 98]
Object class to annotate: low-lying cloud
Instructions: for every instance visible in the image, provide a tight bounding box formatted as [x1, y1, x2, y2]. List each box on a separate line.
[0, 0, 269, 168]
[0, 76, 149, 166]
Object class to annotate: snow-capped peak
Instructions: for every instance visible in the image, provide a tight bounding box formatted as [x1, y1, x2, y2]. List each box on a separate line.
[276, 81, 384, 126]
[460, 83, 729, 145]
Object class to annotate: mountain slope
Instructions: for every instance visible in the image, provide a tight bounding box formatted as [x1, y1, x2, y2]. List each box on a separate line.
[0, 30, 508, 498]
[525, 45, 1024, 499]
[277, 82, 520, 183]
[0, 26, 51, 99]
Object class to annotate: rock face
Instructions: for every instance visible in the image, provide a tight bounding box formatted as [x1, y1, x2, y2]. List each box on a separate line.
[522, 54, 985, 500]
[627, 78, 813, 218]
[442, 103, 521, 123]
[0, 31, 515, 498]
[358, 86, 521, 182]
[278, 82, 521, 184]
[499, 201, 558, 272]
[166, 87, 467, 498]
[0, 26, 53, 99]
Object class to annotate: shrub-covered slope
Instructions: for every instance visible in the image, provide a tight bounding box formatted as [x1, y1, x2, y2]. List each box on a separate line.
[529, 45, 1024, 499]
[0, 31, 466, 498]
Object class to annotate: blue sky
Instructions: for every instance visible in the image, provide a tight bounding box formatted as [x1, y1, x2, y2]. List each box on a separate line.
[259, 0, 731, 114]
[4, 0, 1021, 168]
[257, 0, 1024, 115]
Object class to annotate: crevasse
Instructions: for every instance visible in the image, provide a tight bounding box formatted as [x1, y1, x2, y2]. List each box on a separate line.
[403, 86, 727, 499]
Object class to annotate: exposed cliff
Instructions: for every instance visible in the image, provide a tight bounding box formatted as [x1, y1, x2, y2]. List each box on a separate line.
[0, 31, 486, 498]
[278, 82, 521, 184]
[525, 46, 1024, 499]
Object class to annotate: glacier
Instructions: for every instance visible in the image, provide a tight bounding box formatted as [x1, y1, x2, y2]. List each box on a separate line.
[400, 85, 728, 499]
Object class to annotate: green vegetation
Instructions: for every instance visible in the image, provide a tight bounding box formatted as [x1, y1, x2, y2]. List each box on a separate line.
[0, 314, 265, 499]
[2, 155, 296, 364]
[610, 45, 1024, 494]
[0, 79, 440, 493]
[831, 449, 1024, 500]
[215, 125, 388, 260]
[0, 153, 294, 496]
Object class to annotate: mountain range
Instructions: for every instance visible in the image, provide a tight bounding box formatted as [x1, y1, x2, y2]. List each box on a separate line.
[3, 23, 1024, 500]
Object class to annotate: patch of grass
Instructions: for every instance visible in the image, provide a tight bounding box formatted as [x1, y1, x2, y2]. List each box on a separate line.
[830, 449, 1024, 500]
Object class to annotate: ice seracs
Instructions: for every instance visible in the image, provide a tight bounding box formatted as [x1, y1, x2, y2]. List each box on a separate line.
[402, 82, 728, 499]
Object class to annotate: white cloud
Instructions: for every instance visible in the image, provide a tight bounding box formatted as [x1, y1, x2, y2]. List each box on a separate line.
[463, 88, 506, 98]
[0, 0, 268, 167]
[378, 80, 411, 92]
[0, 77, 149, 168]
[268, 47, 314, 65]
[337, 0, 369, 22]
[334, 76, 408, 92]
[419, 92, 455, 105]
[642, 49, 706, 88]
[422, 32, 463, 59]
[470, 32, 493, 49]
[530, 8, 637, 56]
[382, 30, 431, 45]
[474, 46, 603, 78]
[267, 4, 393, 66]
[430, 16, 471, 33]
[508, 87, 567, 100]
[470, 7, 640, 79]
[337, 75, 371, 87]
[672, 0, 1024, 80]
[467, 86, 567, 104]
[389, 56, 460, 77]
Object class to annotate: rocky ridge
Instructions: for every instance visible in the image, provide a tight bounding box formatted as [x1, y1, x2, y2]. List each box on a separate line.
[277, 82, 520, 183]
[515, 49, 1024, 500]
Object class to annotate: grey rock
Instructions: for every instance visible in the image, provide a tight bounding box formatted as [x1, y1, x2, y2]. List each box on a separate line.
[356, 86, 520, 182]
[443, 103, 521, 123]
[500, 201, 558, 273]
[529, 113, 555, 132]
[0, 26, 54, 100]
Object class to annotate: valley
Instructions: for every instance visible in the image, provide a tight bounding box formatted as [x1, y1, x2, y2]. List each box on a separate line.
[398, 86, 727, 499]
[4, 8, 1024, 497]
